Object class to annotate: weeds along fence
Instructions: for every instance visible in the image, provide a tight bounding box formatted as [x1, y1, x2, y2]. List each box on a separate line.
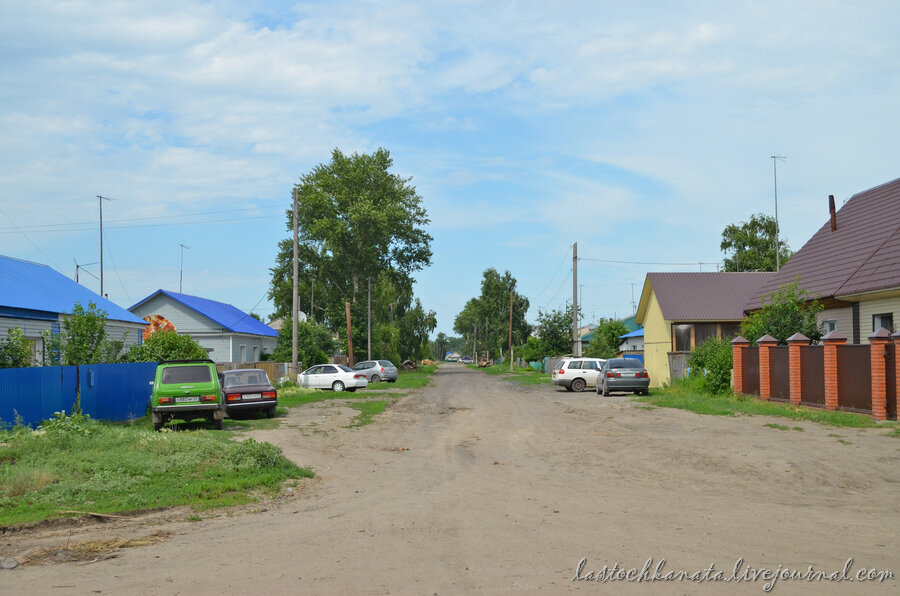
[0, 362, 158, 428]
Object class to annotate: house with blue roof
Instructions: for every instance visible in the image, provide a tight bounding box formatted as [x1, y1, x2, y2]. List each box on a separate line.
[129, 290, 278, 363]
[0, 255, 146, 362]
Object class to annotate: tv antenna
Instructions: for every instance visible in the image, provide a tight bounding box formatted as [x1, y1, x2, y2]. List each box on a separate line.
[74, 258, 99, 284]
[179, 243, 191, 293]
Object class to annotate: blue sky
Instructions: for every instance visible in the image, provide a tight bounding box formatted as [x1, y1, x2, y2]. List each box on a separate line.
[1, 1, 897, 336]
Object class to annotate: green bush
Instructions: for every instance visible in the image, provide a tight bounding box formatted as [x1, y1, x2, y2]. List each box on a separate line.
[688, 338, 733, 394]
[226, 438, 288, 470]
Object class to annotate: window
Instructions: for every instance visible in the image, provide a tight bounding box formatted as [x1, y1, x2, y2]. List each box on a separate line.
[873, 313, 894, 333]
[720, 323, 740, 340]
[252, 346, 258, 361]
[161, 365, 211, 384]
[822, 319, 838, 334]
[694, 323, 717, 345]
[240, 345, 246, 362]
[567, 360, 582, 369]
[582, 360, 598, 370]
[673, 325, 692, 351]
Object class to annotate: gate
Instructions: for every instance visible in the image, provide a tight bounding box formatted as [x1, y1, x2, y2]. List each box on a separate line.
[742, 347, 759, 396]
[837, 345, 871, 412]
[801, 346, 825, 406]
[770, 346, 790, 402]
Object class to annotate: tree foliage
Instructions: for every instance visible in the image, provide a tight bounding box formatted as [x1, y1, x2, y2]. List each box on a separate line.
[452, 269, 531, 359]
[41, 302, 124, 365]
[124, 330, 208, 362]
[268, 148, 434, 361]
[720, 213, 793, 272]
[688, 337, 733, 394]
[0, 327, 31, 368]
[584, 319, 629, 359]
[271, 318, 336, 369]
[741, 280, 824, 345]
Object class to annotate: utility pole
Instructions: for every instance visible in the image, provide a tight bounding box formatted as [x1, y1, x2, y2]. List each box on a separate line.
[345, 301, 354, 367]
[771, 155, 786, 272]
[292, 188, 299, 381]
[572, 242, 580, 357]
[508, 290, 514, 372]
[179, 244, 190, 293]
[485, 316, 489, 362]
[367, 276, 372, 360]
[97, 195, 112, 297]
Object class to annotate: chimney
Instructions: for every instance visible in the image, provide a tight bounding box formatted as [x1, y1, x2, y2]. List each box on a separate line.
[829, 194, 836, 232]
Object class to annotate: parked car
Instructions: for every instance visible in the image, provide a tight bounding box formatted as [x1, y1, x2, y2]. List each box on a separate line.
[352, 359, 399, 383]
[220, 368, 278, 418]
[460, 356, 474, 364]
[299, 363, 368, 392]
[596, 358, 650, 396]
[551, 357, 606, 392]
[150, 359, 223, 431]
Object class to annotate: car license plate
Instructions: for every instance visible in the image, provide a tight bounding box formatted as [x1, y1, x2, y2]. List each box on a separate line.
[175, 396, 196, 404]
[243, 393, 261, 400]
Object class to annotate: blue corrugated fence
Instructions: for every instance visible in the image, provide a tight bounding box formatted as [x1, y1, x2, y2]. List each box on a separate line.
[0, 362, 158, 427]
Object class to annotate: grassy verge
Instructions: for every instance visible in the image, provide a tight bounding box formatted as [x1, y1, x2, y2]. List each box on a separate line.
[0, 412, 312, 526]
[390, 364, 437, 389]
[476, 363, 550, 386]
[346, 401, 387, 427]
[637, 381, 892, 429]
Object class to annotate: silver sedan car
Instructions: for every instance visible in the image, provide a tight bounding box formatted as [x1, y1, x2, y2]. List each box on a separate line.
[351, 360, 399, 383]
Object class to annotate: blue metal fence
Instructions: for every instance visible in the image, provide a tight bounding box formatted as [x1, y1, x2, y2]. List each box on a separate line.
[0, 362, 158, 427]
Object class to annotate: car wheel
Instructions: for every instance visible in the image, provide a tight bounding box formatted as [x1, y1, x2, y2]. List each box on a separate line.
[266, 406, 276, 418]
[371, 375, 381, 383]
[213, 417, 223, 430]
[332, 381, 345, 392]
[571, 378, 586, 392]
[602, 382, 610, 397]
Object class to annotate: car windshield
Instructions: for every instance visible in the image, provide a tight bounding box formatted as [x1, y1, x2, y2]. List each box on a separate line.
[224, 371, 268, 387]
[161, 365, 211, 384]
[611, 359, 644, 368]
[378, 360, 393, 367]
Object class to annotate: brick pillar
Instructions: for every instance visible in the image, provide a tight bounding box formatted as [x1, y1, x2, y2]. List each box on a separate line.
[822, 331, 846, 411]
[893, 332, 900, 421]
[731, 336, 749, 395]
[787, 332, 809, 406]
[869, 328, 891, 421]
[757, 335, 778, 401]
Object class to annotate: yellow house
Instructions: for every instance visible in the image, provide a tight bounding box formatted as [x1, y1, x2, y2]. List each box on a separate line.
[635, 272, 774, 387]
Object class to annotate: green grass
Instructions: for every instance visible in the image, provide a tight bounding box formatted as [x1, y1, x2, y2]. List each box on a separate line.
[475, 363, 550, 386]
[390, 364, 437, 389]
[636, 381, 890, 429]
[346, 401, 387, 427]
[0, 412, 312, 526]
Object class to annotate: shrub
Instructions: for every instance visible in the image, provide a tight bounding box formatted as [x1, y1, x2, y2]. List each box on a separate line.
[689, 338, 733, 395]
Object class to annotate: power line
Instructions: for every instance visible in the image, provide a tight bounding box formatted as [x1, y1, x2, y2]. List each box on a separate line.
[579, 257, 720, 266]
[534, 244, 572, 301]
[0, 206, 63, 270]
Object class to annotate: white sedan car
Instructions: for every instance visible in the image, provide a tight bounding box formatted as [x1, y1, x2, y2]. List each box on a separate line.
[299, 364, 368, 392]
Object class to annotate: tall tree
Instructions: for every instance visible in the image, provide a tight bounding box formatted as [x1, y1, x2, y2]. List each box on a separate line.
[584, 318, 630, 359]
[534, 305, 576, 357]
[720, 213, 792, 272]
[268, 148, 434, 360]
[452, 269, 530, 358]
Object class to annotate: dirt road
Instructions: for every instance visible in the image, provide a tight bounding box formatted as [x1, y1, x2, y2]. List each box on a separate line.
[2, 363, 898, 594]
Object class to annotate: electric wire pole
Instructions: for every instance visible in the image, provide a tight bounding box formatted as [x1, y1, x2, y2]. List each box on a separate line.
[572, 242, 580, 356]
[771, 155, 786, 272]
[97, 195, 112, 297]
[292, 188, 299, 381]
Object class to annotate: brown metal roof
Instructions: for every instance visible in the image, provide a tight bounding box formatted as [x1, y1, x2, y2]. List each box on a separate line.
[646, 272, 775, 321]
[745, 177, 900, 309]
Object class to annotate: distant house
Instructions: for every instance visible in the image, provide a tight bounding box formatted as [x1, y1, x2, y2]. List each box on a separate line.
[744, 177, 900, 343]
[0, 255, 146, 363]
[129, 290, 278, 363]
[636, 272, 775, 387]
[618, 328, 644, 352]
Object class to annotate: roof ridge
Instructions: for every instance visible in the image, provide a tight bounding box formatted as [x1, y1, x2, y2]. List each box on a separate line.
[834, 220, 900, 295]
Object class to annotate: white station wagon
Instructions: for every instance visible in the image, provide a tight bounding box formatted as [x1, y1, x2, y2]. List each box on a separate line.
[551, 357, 607, 392]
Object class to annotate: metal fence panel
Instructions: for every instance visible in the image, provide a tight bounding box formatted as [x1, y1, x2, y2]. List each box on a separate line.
[770, 346, 790, 401]
[0, 366, 77, 427]
[80, 362, 158, 422]
[801, 346, 825, 406]
[742, 347, 759, 396]
[837, 345, 871, 412]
